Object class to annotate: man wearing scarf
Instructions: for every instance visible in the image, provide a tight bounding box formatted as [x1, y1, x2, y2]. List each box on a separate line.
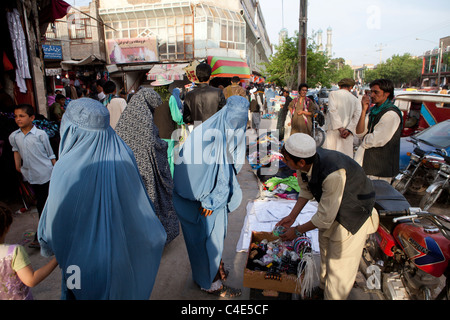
[355, 79, 402, 182]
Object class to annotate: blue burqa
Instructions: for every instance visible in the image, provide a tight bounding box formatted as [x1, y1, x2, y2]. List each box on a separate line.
[172, 95, 249, 289]
[37, 98, 167, 300]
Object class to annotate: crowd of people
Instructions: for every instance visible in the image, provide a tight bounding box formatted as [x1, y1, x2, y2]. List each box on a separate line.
[0, 59, 403, 300]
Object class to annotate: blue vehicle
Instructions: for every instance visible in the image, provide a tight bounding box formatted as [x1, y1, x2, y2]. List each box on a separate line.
[399, 119, 450, 171]
[395, 120, 450, 195]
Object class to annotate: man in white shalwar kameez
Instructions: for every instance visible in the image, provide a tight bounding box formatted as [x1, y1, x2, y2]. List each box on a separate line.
[323, 78, 361, 158]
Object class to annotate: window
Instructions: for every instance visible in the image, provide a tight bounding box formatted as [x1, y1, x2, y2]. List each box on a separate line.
[68, 15, 92, 41]
[195, 4, 245, 53]
[102, 8, 194, 61]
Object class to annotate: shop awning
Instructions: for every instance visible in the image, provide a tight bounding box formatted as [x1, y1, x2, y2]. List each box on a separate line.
[207, 56, 251, 79]
[61, 55, 105, 70]
[147, 63, 189, 81]
[38, 0, 71, 25]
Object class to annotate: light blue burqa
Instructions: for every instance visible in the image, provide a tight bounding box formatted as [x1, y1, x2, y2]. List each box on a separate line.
[37, 98, 167, 300]
[172, 95, 249, 289]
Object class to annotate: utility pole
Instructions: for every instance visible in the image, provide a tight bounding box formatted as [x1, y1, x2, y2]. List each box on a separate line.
[298, 0, 307, 86]
[376, 43, 385, 64]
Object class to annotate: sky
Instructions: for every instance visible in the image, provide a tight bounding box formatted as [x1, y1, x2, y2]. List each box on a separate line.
[66, 0, 450, 66]
[258, 0, 450, 66]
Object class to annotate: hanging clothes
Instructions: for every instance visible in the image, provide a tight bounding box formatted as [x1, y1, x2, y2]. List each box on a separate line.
[6, 8, 31, 93]
[38, 98, 166, 299]
[172, 95, 249, 289]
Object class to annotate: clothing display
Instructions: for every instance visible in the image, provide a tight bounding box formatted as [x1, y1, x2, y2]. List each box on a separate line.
[38, 98, 166, 299]
[6, 9, 31, 93]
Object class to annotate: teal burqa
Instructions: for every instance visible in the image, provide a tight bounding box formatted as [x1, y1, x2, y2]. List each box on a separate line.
[172, 95, 249, 289]
[37, 98, 166, 299]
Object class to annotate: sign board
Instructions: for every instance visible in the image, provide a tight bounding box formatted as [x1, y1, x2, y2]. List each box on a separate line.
[42, 45, 62, 60]
[105, 37, 159, 64]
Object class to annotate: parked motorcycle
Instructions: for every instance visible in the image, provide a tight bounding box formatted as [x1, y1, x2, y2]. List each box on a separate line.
[361, 180, 450, 300]
[392, 146, 443, 195]
[420, 150, 450, 211]
[312, 110, 326, 148]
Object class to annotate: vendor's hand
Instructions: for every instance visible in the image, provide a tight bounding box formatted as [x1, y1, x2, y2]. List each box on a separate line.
[276, 215, 295, 229]
[199, 207, 213, 217]
[280, 227, 297, 241]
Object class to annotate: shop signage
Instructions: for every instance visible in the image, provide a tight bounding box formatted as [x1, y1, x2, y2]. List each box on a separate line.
[106, 37, 159, 64]
[42, 45, 62, 60]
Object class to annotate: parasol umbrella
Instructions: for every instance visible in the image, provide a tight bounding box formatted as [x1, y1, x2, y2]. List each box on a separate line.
[147, 63, 189, 81]
[207, 56, 251, 79]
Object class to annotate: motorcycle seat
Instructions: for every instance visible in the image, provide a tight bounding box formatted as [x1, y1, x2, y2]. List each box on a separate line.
[371, 180, 411, 214]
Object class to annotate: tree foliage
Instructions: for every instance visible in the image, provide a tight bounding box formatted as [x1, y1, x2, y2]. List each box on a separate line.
[364, 53, 422, 87]
[262, 32, 333, 89]
[262, 32, 355, 90]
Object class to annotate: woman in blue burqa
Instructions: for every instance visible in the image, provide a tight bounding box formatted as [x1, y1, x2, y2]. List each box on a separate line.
[37, 98, 167, 300]
[172, 95, 249, 298]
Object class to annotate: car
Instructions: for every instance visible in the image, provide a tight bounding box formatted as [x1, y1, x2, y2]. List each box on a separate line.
[317, 88, 329, 110]
[399, 119, 450, 171]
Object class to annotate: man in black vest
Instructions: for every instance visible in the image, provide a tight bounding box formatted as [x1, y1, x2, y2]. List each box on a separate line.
[355, 78, 402, 182]
[277, 133, 379, 300]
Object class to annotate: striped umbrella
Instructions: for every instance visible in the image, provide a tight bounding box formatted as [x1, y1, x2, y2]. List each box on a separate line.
[207, 56, 251, 79]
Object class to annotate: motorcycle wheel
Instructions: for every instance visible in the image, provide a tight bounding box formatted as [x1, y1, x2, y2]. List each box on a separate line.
[394, 177, 410, 195]
[313, 128, 326, 148]
[419, 187, 443, 211]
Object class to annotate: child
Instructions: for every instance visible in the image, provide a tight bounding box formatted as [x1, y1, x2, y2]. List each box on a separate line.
[48, 93, 66, 123]
[9, 104, 56, 248]
[0, 204, 58, 300]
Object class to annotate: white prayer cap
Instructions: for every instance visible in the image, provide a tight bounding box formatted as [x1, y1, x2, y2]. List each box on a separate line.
[285, 133, 316, 158]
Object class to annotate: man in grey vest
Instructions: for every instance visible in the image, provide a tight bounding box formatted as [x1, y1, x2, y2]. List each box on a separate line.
[277, 133, 379, 300]
[354, 78, 402, 182]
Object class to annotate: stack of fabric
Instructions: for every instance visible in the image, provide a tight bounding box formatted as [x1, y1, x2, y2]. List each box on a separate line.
[248, 132, 299, 200]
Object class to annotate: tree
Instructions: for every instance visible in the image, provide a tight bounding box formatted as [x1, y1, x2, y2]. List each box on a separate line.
[365, 53, 422, 87]
[262, 32, 332, 89]
[329, 58, 354, 83]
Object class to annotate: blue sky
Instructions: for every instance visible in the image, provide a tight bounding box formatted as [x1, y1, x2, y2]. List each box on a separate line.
[259, 0, 450, 66]
[66, 0, 450, 66]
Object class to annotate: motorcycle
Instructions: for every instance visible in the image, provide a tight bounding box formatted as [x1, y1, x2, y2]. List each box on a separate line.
[311, 110, 326, 148]
[361, 180, 450, 300]
[420, 150, 450, 211]
[392, 146, 443, 195]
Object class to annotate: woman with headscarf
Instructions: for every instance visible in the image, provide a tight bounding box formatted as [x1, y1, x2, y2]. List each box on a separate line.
[115, 88, 180, 244]
[172, 95, 249, 298]
[37, 98, 166, 299]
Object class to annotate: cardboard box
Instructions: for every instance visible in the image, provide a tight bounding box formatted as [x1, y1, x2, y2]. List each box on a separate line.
[243, 231, 301, 294]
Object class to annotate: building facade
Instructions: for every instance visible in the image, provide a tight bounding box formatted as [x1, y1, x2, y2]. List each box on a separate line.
[421, 36, 450, 87]
[98, 0, 272, 90]
[43, 0, 107, 96]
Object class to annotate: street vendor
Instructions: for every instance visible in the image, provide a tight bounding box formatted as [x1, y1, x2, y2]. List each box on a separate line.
[276, 133, 379, 300]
